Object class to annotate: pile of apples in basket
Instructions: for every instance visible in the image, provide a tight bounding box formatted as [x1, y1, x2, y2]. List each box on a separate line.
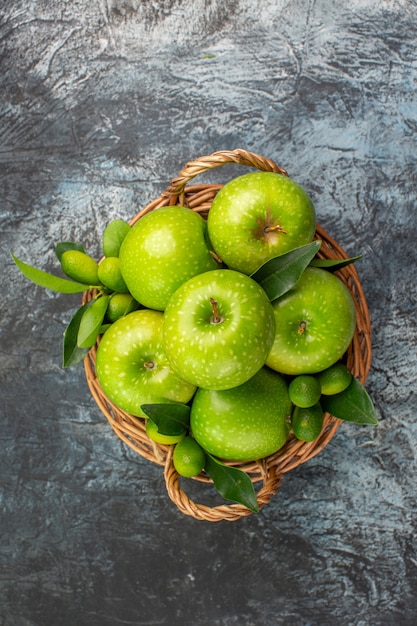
[13, 169, 377, 512]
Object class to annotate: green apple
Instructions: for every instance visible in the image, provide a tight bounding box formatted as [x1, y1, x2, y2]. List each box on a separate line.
[119, 206, 221, 311]
[207, 172, 316, 275]
[163, 269, 276, 390]
[266, 267, 356, 375]
[190, 367, 292, 462]
[96, 309, 196, 416]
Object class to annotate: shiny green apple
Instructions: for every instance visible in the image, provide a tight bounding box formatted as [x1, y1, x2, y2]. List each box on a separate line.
[119, 206, 221, 311]
[207, 172, 316, 275]
[96, 309, 196, 416]
[163, 269, 275, 390]
[266, 267, 356, 375]
[190, 367, 292, 462]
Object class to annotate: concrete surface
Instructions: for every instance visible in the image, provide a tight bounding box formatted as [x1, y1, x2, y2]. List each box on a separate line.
[1, 1, 417, 624]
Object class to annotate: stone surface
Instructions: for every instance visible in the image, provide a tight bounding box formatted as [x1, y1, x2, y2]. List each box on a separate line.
[1, 1, 417, 624]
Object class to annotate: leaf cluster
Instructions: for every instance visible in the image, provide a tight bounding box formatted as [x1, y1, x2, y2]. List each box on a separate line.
[11, 238, 132, 367]
[250, 240, 361, 302]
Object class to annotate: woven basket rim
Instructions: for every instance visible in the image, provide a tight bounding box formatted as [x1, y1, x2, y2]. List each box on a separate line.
[83, 148, 372, 522]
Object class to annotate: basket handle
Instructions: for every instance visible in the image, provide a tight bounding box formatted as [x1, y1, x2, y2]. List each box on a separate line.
[163, 446, 283, 522]
[166, 148, 288, 197]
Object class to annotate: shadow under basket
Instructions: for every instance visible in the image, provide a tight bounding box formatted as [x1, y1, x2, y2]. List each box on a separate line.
[83, 149, 372, 522]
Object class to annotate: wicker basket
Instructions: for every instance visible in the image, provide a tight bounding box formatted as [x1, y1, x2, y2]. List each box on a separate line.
[83, 149, 372, 522]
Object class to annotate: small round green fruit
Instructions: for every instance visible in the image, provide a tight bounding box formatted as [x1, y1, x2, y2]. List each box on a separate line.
[291, 403, 324, 442]
[173, 437, 206, 478]
[315, 362, 353, 395]
[289, 375, 322, 408]
[60, 250, 100, 285]
[106, 293, 139, 323]
[98, 257, 129, 293]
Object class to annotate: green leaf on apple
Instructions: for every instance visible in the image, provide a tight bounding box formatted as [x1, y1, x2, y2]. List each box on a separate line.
[204, 454, 259, 513]
[63, 302, 93, 368]
[309, 255, 362, 272]
[320, 377, 378, 425]
[77, 295, 110, 349]
[141, 403, 191, 436]
[55, 241, 86, 262]
[11, 253, 92, 294]
[250, 240, 322, 302]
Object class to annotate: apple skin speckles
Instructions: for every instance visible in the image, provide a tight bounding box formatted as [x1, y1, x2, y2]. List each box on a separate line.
[162, 269, 276, 390]
[119, 206, 221, 311]
[96, 309, 196, 417]
[266, 267, 356, 375]
[190, 367, 292, 462]
[207, 172, 316, 275]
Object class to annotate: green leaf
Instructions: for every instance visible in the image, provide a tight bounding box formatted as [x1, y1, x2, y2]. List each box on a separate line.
[77, 295, 110, 348]
[55, 241, 86, 262]
[204, 454, 259, 513]
[141, 403, 191, 436]
[99, 323, 113, 334]
[321, 377, 378, 425]
[250, 240, 322, 302]
[310, 255, 362, 272]
[63, 303, 92, 368]
[11, 253, 92, 294]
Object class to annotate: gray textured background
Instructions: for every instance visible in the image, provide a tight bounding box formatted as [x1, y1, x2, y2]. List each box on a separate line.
[1, 1, 417, 625]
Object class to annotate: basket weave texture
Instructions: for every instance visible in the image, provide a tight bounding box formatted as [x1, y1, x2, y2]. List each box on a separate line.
[83, 149, 372, 522]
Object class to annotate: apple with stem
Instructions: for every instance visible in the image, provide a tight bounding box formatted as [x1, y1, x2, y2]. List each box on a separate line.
[266, 267, 356, 375]
[119, 206, 221, 311]
[162, 269, 276, 390]
[96, 309, 196, 416]
[207, 172, 316, 275]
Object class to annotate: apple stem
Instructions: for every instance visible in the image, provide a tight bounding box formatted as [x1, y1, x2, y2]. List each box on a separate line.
[298, 321, 307, 334]
[144, 360, 156, 370]
[264, 224, 287, 235]
[210, 250, 223, 264]
[209, 297, 224, 325]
